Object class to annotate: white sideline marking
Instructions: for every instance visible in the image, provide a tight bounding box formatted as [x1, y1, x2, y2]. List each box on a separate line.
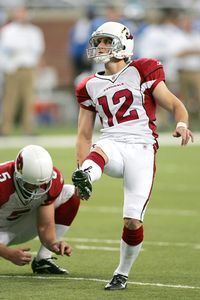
[75, 245, 119, 251]
[80, 206, 199, 217]
[68, 237, 196, 248]
[75, 245, 145, 252]
[0, 133, 199, 148]
[33, 236, 200, 250]
[73, 240, 200, 251]
[0, 275, 199, 290]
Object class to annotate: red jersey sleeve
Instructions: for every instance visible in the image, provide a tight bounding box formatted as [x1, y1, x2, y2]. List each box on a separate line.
[0, 161, 15, 207]
[75, 74, 96, 112]
[43, 166, 64, 205]
[132, 58, 165, 92]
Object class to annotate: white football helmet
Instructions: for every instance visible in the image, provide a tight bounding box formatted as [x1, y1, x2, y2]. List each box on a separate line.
[14, 145, 53, 204]
[87, 21, 134, 64]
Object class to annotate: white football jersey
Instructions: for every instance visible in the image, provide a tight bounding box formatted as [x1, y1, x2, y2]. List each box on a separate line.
[76, 58, 165, 146]
[0, 161, 64, 228]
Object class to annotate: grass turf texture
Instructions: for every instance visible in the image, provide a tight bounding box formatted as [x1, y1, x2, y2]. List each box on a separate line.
[0, 145, 200, 300]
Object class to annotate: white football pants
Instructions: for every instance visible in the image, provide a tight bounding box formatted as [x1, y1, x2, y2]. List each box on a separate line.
[95, 139, 156, 221]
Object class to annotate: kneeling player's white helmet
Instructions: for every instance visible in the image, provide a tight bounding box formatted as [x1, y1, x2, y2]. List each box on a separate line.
[87, 21, 134, 64]
[14, 145, 53, 204]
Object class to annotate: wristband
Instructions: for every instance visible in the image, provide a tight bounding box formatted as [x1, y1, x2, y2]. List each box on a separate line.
[176, 122, 187, 129]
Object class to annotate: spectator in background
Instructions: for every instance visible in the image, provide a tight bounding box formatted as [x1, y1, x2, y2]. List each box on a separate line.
[136, 8, 185, 93]
[0, 6, 45, 136]
[35, 57, 58, 103]
[90, 4, 135, 34]
[0, 9, 8, 120]
[133, 10, 159, 59]
[69, 5, 96, 77]
[176, 13, 200, 124]
[135, 8, 186, 129]
[34, 57, 59, 126]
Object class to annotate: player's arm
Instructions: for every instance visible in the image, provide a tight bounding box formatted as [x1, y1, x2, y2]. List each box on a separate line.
[37, 203, 72, 256]
[153, 81, 194, 145]
[76, 107, 96, 166]
[0, 243, 32, 266]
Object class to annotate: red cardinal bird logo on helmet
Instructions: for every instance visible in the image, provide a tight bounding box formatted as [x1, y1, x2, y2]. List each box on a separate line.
[16, 152, 23, 174]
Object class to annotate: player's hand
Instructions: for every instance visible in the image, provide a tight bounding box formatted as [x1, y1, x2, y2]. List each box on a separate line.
[173, 127, 194, 146]
[50, 241, 72, 257]
[8, 247, 32, 266]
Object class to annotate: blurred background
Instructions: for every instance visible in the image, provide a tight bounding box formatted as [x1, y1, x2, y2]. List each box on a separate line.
[0, 0, 200, 136]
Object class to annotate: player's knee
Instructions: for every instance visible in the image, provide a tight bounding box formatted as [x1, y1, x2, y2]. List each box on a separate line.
[124, 218, 142, 230]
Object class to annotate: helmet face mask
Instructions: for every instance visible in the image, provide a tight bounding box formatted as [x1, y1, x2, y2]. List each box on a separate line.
[14, 145, 53, 205]
[87, 22, 134, 64]
[87, 34, 122, 63]
[15, 175, 52, 201]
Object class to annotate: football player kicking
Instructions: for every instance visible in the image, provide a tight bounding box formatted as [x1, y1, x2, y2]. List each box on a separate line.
[72, 21, 194, 290]
[0, 145, 80, 274]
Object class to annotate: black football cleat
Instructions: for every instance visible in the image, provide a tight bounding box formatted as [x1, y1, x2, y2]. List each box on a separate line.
[104, 274, 128, 290]
[72, 169, 92, 200]
[31, 257, 68, 274]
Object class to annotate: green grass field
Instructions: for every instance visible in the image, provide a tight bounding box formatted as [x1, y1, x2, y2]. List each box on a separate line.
[0, 145, 200, 300]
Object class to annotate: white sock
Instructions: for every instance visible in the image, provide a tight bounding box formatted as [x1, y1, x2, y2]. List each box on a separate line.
[81, 159, 102, 183]
[36, 224, 69, 261]
[114, 239, 143, 277]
